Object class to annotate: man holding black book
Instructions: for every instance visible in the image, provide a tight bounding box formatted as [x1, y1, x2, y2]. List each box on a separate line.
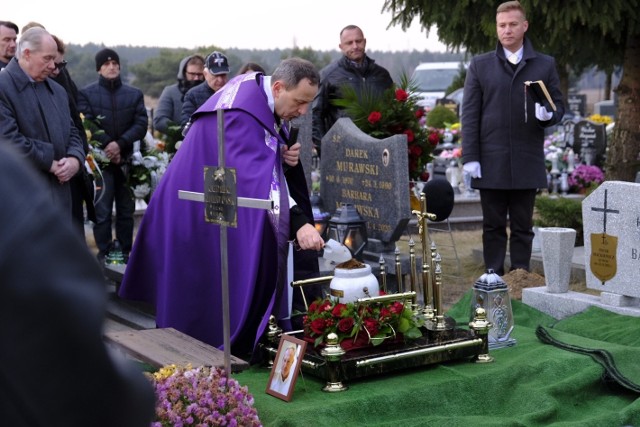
[461, 0, 564, 276]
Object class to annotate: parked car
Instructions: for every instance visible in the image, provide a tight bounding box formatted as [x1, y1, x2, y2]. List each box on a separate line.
[411, 62, 465, 109]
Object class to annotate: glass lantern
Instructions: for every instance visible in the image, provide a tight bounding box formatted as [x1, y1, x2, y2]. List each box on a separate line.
[310, 191, 330, 236]
[324, 203, 367, 261]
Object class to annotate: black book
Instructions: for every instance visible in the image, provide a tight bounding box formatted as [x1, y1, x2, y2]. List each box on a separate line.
[524, 80, 557, 112]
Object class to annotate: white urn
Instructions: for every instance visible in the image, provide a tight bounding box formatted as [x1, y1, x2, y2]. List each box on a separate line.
[329, 264, 379, 303]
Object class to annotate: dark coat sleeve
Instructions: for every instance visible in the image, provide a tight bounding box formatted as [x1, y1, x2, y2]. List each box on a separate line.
[0, 143, 155, 427]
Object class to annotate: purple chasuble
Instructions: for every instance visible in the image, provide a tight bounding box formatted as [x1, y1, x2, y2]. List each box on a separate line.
[119, 73, 290, 357]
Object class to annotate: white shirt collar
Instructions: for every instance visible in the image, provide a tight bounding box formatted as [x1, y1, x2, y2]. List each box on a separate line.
[262, 75, 275, 114]
[503, 45, 524, 63]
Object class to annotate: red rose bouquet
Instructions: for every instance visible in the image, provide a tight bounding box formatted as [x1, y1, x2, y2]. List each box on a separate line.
[303, 295, 424, 350]
[331, 74, 432, 180]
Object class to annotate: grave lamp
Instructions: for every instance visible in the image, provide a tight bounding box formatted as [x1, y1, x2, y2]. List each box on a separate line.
[310, 191, 330, 236]
[324, 203, 368, 261]
[469, 269, 515, 349]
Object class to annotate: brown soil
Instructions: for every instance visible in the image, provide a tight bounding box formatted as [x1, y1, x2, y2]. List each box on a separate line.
[502, 269, 547, 300]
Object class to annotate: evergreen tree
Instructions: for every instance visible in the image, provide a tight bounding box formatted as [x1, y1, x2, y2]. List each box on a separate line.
[383, 0, 640, 181]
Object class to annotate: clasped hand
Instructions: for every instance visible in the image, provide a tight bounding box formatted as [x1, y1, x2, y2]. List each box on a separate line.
[282, 142, 300, 167]
[51, 156, 80, 183]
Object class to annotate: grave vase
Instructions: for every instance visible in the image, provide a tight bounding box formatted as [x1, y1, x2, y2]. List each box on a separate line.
[540, 227, 576, 293]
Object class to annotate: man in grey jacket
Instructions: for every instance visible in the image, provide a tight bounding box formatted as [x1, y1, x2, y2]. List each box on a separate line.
[461, 0, 565, 276]
[153, 54, 205, 136]
[0, 27, 84, 217]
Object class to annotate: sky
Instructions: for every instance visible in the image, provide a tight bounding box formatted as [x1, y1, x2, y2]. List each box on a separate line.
[10, 0, 448, 53]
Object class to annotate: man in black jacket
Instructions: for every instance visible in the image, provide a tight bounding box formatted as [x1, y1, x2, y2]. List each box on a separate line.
[78, 48, 148, 263]
[311, 25, 393, 157]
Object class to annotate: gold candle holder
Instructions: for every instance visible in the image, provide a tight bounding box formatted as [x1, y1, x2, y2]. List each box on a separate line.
[378, 254, 387, 294]
[394, 246, 403, 293]
[408, 238, 418, 306]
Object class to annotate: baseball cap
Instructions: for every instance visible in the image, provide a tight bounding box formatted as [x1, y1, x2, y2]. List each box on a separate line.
[205, 51, 230, 75]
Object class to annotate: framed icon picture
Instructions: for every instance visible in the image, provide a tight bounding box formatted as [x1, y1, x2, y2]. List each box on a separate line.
[266, 334, 306, 401]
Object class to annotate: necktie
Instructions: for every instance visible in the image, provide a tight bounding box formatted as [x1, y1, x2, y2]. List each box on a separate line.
[508, 54, 519, 65]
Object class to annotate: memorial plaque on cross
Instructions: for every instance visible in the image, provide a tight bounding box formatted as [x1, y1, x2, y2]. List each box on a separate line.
[178, 110, 273, 376]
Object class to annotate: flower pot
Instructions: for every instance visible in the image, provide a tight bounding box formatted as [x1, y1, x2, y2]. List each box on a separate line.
[540, 227, 576, 293]
[329, 264, 379, 303]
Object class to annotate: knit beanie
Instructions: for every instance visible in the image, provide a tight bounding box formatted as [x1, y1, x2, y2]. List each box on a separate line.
[95, 48, 120, 71]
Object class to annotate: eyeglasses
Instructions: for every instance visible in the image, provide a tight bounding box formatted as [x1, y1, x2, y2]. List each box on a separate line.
[54, 60, 67, 71]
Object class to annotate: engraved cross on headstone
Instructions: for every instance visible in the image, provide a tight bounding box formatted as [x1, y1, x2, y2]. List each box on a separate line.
[591, 189, 619, 241]
[178, 110, 273, 376]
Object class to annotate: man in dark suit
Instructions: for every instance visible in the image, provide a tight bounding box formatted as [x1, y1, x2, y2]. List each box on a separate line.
[461, 1, 565, 275]
[0, 27, 84, 218]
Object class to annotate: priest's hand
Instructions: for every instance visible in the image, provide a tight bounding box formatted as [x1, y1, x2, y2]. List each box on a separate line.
[295, 223, 325, 251]
[282, 142, 300, 167]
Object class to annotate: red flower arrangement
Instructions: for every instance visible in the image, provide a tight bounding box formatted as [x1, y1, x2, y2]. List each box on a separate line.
[331, 75, 433, 181]
[303, 295, 424, 350]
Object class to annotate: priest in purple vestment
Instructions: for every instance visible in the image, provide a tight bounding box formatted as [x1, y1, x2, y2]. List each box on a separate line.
[118, 58, 324, 360]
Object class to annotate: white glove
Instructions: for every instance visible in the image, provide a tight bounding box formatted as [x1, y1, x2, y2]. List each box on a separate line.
[463, 161, 482, 179]
[535, 103, 553, 121]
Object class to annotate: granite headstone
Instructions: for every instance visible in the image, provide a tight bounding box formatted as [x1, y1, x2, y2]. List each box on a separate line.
[290, 112, 315, 194]
[567, 94, 586, 118]
[320, 118, 410, 251]
[582, 181, 640, 305]
[573, 119, 606, 167]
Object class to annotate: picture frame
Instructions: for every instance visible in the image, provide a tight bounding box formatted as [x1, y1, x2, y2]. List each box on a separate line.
[266, 334, 307, 401]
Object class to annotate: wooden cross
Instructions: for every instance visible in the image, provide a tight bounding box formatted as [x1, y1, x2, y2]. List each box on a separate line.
[178, 110, 273, 376]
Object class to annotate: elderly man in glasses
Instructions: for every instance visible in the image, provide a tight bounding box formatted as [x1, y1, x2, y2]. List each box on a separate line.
[0, 27, 84, 218]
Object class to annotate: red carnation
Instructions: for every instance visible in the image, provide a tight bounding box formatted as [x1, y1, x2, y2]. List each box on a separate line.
[428, 132, 441, 146]
[395, 88, 409, 102]
[337, 317, 355, 333]
[310, 318, 327, 335]
[415, 108, 425, 119]
[403, 129, 415, 143]
[332, 303, 347, 317]
[368, 111, 382, 124]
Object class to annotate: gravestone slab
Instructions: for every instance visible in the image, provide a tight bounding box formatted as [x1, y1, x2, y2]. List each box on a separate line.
[573, 119, 606, 167]
[567, 94, 586, 118]
[435, 98, 459, 117]
[320, 118, 410, 246]
[582, 181, 640, 300]
[291, 112, 315, 194]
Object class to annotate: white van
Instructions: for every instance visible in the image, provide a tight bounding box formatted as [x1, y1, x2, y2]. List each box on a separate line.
[411, 62, 464, 109]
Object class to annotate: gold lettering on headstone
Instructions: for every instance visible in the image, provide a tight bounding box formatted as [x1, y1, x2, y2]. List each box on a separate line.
[590, 233, 618, 283]
[335, 160, 379, 176]
[345, 148, 369, 159]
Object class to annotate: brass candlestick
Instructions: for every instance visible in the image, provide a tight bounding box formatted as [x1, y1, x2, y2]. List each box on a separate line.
[378, 255, 387, 294]
[394, 246, 403, 293]
[408, 238, 418, 307]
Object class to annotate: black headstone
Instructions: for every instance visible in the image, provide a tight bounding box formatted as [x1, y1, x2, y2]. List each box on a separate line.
[573, 119, 607, 167]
